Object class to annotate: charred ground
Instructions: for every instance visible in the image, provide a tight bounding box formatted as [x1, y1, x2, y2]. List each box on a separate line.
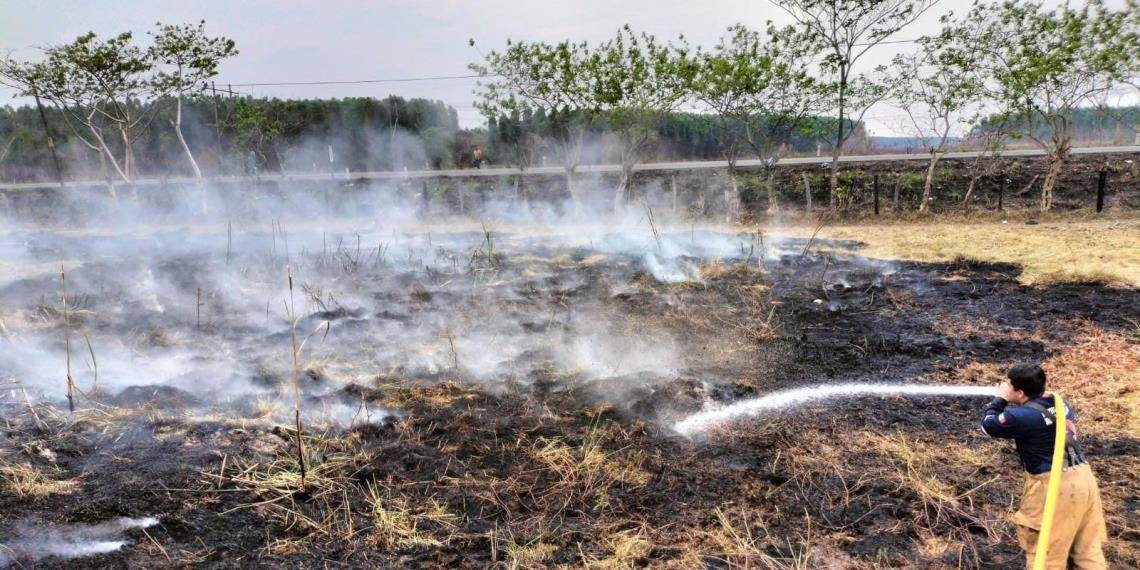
[1, 223, 1137, 568]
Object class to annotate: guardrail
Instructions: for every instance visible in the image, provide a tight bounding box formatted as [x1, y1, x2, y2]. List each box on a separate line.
[1, 145, 1137, 192]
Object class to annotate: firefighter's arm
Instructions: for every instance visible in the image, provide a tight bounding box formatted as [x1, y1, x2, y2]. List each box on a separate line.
[980, 397, 1022, 438]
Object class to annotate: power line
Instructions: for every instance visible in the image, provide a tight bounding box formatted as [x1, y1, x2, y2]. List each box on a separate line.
[222, 38, 922, 89]
[228, 73, 489, 88]
[861, 38, 921, 46]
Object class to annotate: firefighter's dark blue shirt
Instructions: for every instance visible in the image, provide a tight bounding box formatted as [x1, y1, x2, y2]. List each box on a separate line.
[980, 394, 1082, 475]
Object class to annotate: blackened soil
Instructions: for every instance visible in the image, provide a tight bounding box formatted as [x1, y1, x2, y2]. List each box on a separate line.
[2, 250, 1137, 569]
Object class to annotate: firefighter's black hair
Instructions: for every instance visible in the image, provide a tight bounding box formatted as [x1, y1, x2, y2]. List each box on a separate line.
[1008, 364, 1047, 398]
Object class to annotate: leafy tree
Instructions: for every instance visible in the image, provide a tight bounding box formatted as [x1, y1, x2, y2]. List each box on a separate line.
[471, 37, 599, 210]
[148, 20, 237, 182]
[490, 107, 537, 170]
[0, 32, 152, 197]
[592, 25, 690, 212]
[942, 0, 1139, 210]
[775, 0, 938, 208]
[690, 23, 824, 218]
[226, 98, 283, 171]
[474, 26, 687, 214]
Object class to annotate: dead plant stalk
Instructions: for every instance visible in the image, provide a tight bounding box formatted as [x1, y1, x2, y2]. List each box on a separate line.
[60, 267, 75, 412]
[287, 265, 307, 488]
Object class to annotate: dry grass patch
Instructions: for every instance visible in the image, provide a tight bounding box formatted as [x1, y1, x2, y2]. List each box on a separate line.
[699, 505, 820, 569]
[582, 526, 653, 569]
[0, 462, 80, 498]
[364, 482, 454, 549]
[377, 380, 471, 409]
[775, 215, 1140, 286]
[528, 423, 651, 512]
[870, 433, 1001, 539]
[485, 528, 559, 570]
[1040, 321, 1140, 436]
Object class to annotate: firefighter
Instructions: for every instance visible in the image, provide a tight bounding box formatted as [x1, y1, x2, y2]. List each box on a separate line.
[980, 364, 1107, 569]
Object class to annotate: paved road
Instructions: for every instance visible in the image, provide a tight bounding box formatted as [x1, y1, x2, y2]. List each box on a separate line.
[2, 145, 1137, 191]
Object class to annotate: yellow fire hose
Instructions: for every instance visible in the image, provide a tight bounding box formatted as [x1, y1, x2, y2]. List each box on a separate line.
[1033, 393, 1066, 570]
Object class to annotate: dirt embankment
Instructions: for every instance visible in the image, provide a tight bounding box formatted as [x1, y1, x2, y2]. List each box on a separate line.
[3, 153, 1138, 227]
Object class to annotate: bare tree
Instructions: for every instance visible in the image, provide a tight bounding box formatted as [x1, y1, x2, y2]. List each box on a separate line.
[888, 41, 983, 213]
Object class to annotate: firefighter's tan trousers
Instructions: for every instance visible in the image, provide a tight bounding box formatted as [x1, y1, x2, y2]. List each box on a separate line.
[1013, 463, 1107, 569]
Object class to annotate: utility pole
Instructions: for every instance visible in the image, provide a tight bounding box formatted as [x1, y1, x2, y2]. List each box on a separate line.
[32, 85, 64, 187]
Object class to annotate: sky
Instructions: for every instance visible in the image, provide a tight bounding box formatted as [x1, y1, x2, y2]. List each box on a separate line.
[0, 0, 1131, 136]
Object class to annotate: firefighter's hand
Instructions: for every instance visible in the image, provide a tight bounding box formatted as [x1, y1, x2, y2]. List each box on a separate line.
[994, 380, 1018, 402]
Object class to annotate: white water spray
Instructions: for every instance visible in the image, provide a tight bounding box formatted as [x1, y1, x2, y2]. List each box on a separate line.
[673, 383, 992, 435]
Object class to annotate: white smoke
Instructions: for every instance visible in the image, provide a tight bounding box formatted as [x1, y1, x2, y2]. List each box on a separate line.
[0, 167, 818, 425]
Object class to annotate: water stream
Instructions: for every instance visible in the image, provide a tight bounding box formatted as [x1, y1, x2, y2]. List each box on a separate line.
[674, 383, 993, 435]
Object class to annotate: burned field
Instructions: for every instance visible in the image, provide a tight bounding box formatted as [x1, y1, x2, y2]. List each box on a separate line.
[1, 214, 1138, 568]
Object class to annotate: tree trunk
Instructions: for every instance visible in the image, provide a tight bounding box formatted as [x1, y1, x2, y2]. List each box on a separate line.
[961, 152, 989, 211]
[174, 96, 203, 180]
[99, 151, 117, 200]
[830, 78, 846, 209]
[828, 147, 841, 210]
[766, 169, 778, 214]
[1040, 151, 1065, 211]
[119, 127, 138, 201]
[893, 176, 902, 212]
[89, 126, 130, 194]
[962, 176, 979, 211]
[671, 175, 677, 214]
[801, 173, 812, 214]
[724, 172, 740, 224]
[174, 97, 209, 214]
[614, 164, 633, 215]
[919, 152, 941, 213]
[564, 168, 581, 216]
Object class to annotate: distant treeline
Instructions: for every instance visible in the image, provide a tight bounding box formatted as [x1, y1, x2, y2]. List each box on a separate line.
[484, 106, 851, 166]
[0, 95, 858, 183]
[4, 94, 1135, 184]
[974, 105, 1140, 143]
[0, 96, 464, 182]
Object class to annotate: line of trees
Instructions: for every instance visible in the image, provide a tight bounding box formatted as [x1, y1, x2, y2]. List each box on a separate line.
[473, 0, 1140, 213]
[2, 1, 1139, 215]
[0, 94, 843, 184]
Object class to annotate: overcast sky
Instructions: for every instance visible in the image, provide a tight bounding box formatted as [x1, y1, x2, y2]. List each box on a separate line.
[0, 0, 1129, 136]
